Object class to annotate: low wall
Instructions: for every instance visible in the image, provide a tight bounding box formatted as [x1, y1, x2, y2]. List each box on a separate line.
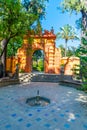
[0, 78, 20, 87]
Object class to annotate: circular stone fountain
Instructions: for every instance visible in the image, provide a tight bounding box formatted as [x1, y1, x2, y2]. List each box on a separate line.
[26, 90, 50, 107]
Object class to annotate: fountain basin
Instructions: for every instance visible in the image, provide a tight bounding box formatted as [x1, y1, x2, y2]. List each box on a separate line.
[26, 96, 50, 107]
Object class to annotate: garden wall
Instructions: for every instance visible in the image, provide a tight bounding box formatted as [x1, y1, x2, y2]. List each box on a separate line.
[6, 56, 80, 76]
[61, 57, 80, 75]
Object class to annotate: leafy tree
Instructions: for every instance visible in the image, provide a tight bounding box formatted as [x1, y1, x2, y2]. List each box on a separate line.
[0, 0, 48, 76]
[59, 44, 78, 57]
[67, 46, 78, 57]
[61, 0, 87, 34]
[76, 36, 87, 90]
[61, 0, 87, 89]
[57, 24, 78, 57]
[7, 37, 23, 57]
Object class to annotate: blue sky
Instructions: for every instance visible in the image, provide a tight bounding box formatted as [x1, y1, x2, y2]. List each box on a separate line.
[42, 0, 81, 48]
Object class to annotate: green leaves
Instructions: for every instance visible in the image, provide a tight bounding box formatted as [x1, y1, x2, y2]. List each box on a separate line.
[0, 0, 48, 62]
[57, 24, 79, 57]
[0, 0, 48, 40]
[7, 37, 23, 57]
[61, 0, 87, 13]
[76, 34, 87, 89]
[57, 24, 78, 40]
[0, 0, 23, 38]
[0, 0, 48, 55]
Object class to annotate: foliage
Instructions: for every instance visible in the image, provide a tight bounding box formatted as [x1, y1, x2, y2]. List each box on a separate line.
[61, 0, 87, 90]
[72, 64, 80, 79]
[58, 44, 65, 57]
[37, 59, 44, 71]
[57, 24, 79, 57]
[0, 0, 48, 39]
[32, 50, 44, 72]
[59, 44, 78, 57]
[61, 0, 87, 31]
[7, 37, 23, 57]
[81, 79, 87, 91]
[75, 18, 82, 30]
[33, 50, 43, 60]
[33, 59, 44, 72]
[76, 35, 87, 90]
[22, 0, 49, 17]
[61, 0, 87, 13]
[0, 0, 48, 76]
[76, 37, 87, 79]
[67, 46, 78, 57]
[0, 0, 27, 39]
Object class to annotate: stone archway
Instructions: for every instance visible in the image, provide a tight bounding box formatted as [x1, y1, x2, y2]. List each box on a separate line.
[17, 30, 61, 74]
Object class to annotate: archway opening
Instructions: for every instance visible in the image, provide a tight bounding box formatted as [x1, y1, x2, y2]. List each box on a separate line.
[32, 50, 44, 73]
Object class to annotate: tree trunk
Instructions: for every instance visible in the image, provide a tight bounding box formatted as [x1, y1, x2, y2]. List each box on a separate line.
[0, 39, 9, 77]
[80, 10, 87, 79]
[81, 10, 87, 37]
[65, 39, 67, 57]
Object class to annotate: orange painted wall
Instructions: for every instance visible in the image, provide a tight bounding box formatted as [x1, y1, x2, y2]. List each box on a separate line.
[6, 57, 18, 73]
[61, 57, 80, 75]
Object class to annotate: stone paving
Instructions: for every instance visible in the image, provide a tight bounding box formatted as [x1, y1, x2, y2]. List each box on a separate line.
[0, 82, 87, 130]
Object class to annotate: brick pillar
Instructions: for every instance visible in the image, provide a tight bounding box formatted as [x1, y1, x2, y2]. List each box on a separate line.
[54, 48, 61, 74]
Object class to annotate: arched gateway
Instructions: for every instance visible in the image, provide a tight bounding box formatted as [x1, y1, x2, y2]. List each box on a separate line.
[17, 30, 61, 74]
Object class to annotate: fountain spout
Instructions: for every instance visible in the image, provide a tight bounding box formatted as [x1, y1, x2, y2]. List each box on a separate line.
[36, 90, 40, 105]
[37, 90, 39, 96]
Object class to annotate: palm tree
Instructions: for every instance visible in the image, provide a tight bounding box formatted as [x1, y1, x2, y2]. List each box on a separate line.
[58, 44, 65, 57]
[57, 24, 79, 57]
[58, 44, 77, 57]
